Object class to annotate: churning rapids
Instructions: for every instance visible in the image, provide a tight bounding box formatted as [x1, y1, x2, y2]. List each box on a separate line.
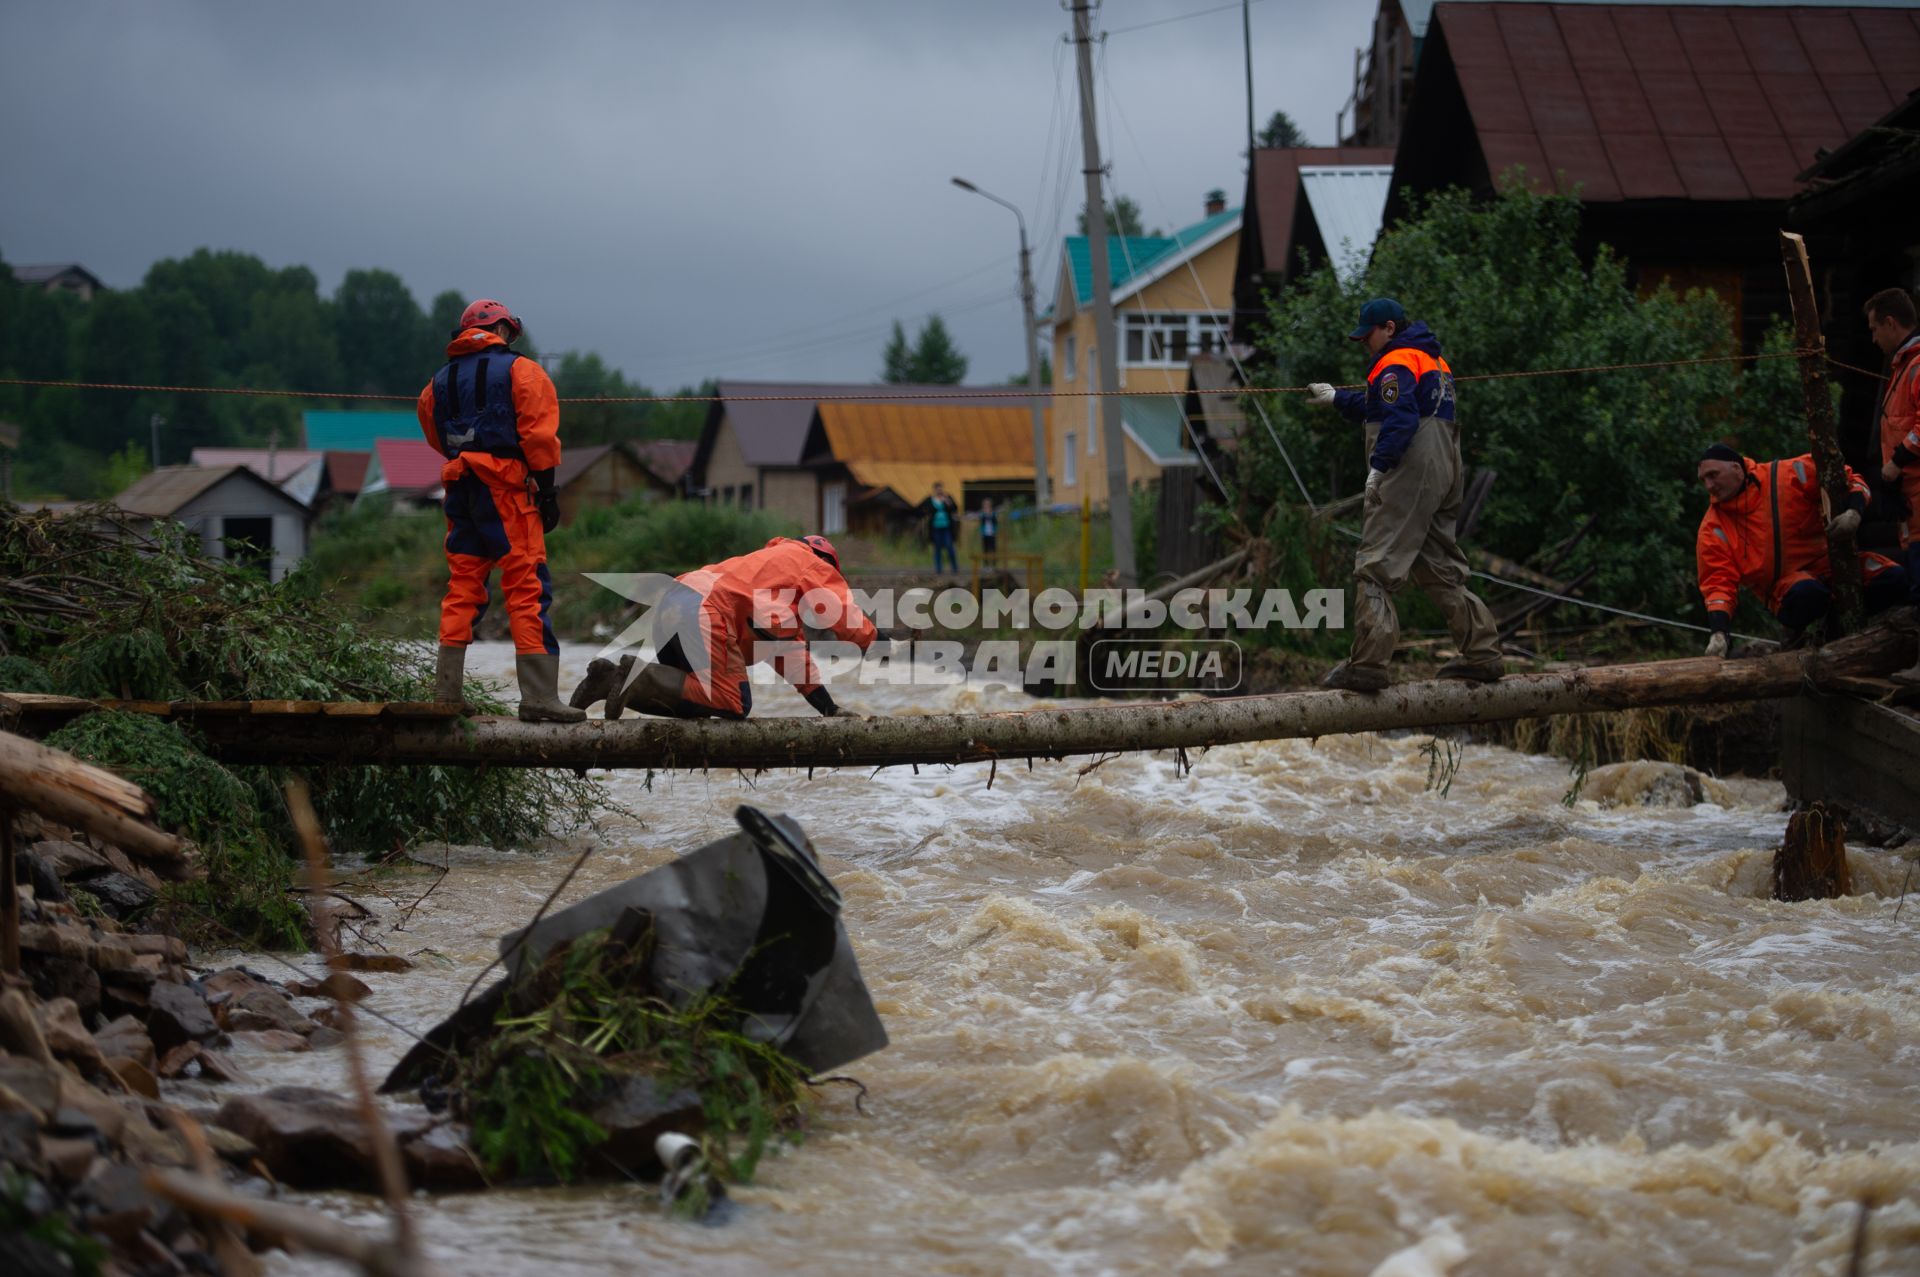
[214, 642, 1918, 1276]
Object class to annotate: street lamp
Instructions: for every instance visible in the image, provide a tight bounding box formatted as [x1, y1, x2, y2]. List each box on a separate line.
[951, 176, 1050, 510]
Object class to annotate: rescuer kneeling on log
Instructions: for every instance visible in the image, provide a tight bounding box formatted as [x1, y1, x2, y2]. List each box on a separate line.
[1694, 442, 1908, 655]
[1306, 298, 1503, 693]
[418, 298, 585, 723]
[571, 535, 879, 720]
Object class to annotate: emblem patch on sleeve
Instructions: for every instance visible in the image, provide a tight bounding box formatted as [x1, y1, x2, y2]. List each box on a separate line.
[1380, 378, 1400, 404]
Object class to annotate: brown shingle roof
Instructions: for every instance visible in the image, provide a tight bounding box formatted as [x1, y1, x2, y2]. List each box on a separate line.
[1432, 2, 1920, 203]
[817, 401, 1038, 508]
[114, 465, 296, 517]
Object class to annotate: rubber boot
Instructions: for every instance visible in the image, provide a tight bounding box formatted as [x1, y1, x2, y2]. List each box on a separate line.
[568, 654, 636, 712]
[1321, 660, 1388, 693]
[1435, 655, 1504, 683]
[605, 661, 687, 719]
[434, 645, 466, 706]
[517, 653, 587, 723]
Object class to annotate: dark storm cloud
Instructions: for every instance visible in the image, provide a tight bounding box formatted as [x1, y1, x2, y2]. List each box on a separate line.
[2, 0, 1371, 387]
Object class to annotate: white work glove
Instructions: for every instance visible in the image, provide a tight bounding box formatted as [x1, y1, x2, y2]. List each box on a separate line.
[1886, 460, 1903, 484]
[1307, 382, 1336, 406]
[1364, 467, 1386, 507]
[1704, 631, 1728, 659]
[1827, 508, 1861, 538]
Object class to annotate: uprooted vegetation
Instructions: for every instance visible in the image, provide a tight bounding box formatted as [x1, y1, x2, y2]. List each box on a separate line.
[0, 503, 609, 947]
[457, 926, 813, 1211]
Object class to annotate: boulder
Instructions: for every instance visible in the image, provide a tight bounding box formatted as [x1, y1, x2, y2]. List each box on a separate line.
[582, 1075, 704, 1176]
[333, 952, 413, 973]
[219, 990, 315, 1036]
[73, 872, 156, 922]
[0, 1056, 62, 1121]
[108, 1058, 159, 1100]
[35, 998, 107, 1075]
[25, 956, 100, 1021]
[123, 933, 189, 963]
[213, 1086, 480, 1190]
[287, 972, 372, 1002]
[201, 967, 277, 1002]
[191, 1048, 252, 1084]
[74, 1162, 176, 1245]
[29, 838, 109, 879]
[93, 1016, 156, 1070]
[229, 1029, 310, 1053]
[18, 851, 68, 904]
[145, 982, 218, 1053]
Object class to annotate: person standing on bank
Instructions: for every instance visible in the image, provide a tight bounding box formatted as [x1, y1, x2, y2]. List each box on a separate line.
[979, 497, 999, 567]
[417, 298, 585, 722]
[1306, 298, 1504, 692]
[928, 482, 959, 574]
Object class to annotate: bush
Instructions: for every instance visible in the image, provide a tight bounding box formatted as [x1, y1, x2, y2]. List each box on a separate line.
[0, 503, 609, 947]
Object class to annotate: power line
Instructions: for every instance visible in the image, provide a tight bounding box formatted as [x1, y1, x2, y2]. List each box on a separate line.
[1106, 0, 1272, 38]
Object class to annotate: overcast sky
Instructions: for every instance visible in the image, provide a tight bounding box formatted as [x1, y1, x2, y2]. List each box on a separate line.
[2, 0, 1370, 390]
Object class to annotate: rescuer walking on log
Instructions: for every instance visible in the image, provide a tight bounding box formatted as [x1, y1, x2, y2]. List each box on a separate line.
[1306, 298, 1503, 693]
[419, 298, 585, 723]
[571, 535, 879, 720]
[1695, 443, 1907, 654]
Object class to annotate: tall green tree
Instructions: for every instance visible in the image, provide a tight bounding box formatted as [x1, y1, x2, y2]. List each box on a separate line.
[1077, 195, 1158, 237]
[1258, 110, 1309, 148]
[333, 268, 428, 396]
[880, 316, 968, 384]
[880, 321, 914, 383]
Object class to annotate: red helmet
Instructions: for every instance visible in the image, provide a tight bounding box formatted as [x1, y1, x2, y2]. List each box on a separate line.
[456, 298, 522, 340]
[801, 535, 839, 569]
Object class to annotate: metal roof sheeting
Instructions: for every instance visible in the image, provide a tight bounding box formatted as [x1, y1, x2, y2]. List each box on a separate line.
[302, 410, 421, 452]
[1433, 1, 1920, 202]
[1118, 397, 1195, 465]
[1298, 166, 1395, 279]
[818, 401, 1037, 507]
[1064, 206, 1241, 308]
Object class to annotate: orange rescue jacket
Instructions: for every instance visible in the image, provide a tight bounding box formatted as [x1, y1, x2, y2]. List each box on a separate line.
[1696, 454, 1869, 619]
[679, 538, 878, 694]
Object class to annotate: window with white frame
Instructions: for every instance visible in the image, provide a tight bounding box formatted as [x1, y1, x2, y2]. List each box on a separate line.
[1064, 433, 1078, 487]
[1063, 333, 1076, 380]
[1121, 311, 1232, 367]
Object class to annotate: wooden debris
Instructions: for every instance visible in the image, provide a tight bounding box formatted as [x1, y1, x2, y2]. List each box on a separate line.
[0, 729, 191, 874]
[1773, 801, 1852, 901]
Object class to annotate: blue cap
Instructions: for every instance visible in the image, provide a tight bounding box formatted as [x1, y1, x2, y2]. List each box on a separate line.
[1347, 297, 1407, 340]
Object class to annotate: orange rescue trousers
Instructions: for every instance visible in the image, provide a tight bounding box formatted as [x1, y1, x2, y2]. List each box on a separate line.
[436, 453, 557, 656]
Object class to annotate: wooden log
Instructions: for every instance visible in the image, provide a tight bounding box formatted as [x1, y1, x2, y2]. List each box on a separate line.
[0, 730, 192, 872]
[1780, 230, 1864, 630]
[144, 1168, 441, 1277]
[1773, 801, 1852, 901]
[163, 625, 1917, 772]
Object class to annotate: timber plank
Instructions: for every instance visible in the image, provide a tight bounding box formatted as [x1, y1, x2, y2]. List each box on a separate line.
[250, 700, 328, 716]
[321, 702, 389, 717]
[0, 693, 99, 712]
[173, 701, 255, 717]
[383, 701, 464, 719]
[100, 700, 176, 716]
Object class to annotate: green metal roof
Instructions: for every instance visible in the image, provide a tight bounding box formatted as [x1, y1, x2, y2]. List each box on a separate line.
[302, 410, 421, 452]
[1064, 206, 1240, 307]
[1120, 396, 1194, 465]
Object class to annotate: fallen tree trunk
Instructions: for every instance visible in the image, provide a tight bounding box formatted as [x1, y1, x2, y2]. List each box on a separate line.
[0, 729, 193, 872]
[137, 626, 1916, 772]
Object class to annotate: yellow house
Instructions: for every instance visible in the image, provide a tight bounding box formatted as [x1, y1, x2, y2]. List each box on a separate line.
[1048, 197, 1241, 508]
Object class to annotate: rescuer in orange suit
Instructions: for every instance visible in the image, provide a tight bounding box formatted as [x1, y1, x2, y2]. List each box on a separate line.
[418, 298, 584, 722]
[1866, 287, 1920, 683]
[1694, 442, 1907, 655]
[570, 535, 879, 719]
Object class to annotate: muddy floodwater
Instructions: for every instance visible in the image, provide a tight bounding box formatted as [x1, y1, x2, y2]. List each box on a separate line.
[222, 642, 1920, 1276]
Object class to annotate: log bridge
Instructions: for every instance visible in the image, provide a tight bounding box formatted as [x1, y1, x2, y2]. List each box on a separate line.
[1, 627, 1914, 774]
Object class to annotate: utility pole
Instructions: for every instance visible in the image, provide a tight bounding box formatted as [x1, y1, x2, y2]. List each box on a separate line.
[1243, 0, 1256, 162]
[951, 178, 1050, 510]
[1070, 0, 1136, 586]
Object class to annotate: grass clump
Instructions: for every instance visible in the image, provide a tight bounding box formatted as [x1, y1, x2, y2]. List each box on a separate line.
[462, 927, 811, 1205]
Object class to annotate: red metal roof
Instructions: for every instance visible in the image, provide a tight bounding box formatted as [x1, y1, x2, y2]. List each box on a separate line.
[372, 438, 445, 494]
[1434, 2, 1920, 202]
[323, 450, 370, 496]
